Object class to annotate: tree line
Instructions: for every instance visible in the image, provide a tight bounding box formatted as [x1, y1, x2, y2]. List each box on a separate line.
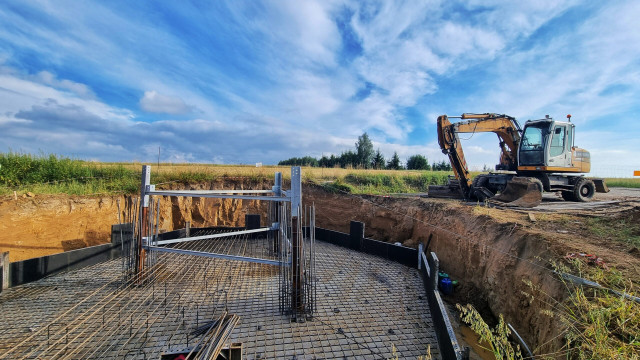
[278, 132, 452, 171]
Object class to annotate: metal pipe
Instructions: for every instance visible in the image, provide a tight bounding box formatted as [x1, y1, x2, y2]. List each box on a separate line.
[155, 227, 273, 246]
[144, 246, 286, 266]
[147, 191, 289, 202]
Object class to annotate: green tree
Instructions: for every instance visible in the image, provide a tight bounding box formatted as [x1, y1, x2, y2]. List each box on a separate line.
[386, 152, 402, 170]
[372, 149, 385, 170]
[432, 160, 452, 171]
[406, 155, 430, 170]
[355, 132, 374, 169]
[339, 150, 358, 168]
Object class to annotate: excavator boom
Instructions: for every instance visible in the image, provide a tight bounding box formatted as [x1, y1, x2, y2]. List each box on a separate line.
[437, 113, 521, 197]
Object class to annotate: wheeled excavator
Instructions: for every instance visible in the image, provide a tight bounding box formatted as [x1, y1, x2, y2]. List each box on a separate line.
[430, 113, 609, 207]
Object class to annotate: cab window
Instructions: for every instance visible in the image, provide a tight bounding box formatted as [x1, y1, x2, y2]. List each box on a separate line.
[550, 126, 566, 157]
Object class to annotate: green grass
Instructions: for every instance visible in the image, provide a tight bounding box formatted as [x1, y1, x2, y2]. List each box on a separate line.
[0, 152, 452, 196]
[605, 178, 640, 188]
[585, 216, 640, 248]
[0, 152, 140, 195]
[3, 152, 638, 196]
[323, 172, 450, 194]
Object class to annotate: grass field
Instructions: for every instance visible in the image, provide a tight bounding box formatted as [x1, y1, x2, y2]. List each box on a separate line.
[0, 153, 453, 195]
[1, 152, 639, 196]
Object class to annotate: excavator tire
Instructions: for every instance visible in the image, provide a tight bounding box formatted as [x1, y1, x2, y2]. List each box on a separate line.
[490, 177, 542, 208]
[573, 178, 595, 202]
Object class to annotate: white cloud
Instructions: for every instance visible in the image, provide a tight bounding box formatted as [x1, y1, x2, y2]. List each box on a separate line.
[34, 71, 95, 99]
[0, 71, 132, 123]
[140, 91, 191, 115]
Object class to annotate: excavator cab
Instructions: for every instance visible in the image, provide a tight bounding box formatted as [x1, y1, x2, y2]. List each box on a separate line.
[518, 116, 590, 173]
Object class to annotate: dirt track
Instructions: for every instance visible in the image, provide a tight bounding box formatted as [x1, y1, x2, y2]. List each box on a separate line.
[483, 187, 640, 214]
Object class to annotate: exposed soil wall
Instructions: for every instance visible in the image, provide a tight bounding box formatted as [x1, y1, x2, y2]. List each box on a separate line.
[0, 196, 120, 262]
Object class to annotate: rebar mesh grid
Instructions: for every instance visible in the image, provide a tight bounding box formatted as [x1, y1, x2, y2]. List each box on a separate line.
[0, 238, 439, 359]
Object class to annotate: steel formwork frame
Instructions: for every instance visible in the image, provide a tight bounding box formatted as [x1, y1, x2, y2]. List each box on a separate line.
[129, 165, 315, 321]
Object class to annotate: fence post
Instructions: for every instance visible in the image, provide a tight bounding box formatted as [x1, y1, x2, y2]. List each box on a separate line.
[1, 252, 9, 291]
[136, 165, 151, 278]
[272, 172, 282, 252]
[429, 252, 439, 290]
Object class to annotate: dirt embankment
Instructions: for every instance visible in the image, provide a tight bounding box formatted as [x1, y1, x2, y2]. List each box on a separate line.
[0, 179, 273, 262]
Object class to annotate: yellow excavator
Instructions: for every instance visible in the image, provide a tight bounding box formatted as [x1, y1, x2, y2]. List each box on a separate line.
[431, 113, 608, 207]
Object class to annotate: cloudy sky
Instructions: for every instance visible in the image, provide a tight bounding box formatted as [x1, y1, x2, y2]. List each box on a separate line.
[1, 1, 639, 176]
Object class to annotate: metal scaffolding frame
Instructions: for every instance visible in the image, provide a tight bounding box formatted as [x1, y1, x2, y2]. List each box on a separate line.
[126, 165, 316, 321]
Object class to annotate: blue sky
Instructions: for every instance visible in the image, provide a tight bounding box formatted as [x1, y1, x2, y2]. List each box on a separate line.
[1, 1, 639, 176]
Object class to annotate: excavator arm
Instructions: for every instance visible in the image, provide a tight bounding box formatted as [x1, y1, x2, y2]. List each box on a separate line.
[437, 113, 522, 197]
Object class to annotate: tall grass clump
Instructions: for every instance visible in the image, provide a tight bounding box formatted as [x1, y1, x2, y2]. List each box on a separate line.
[519, 260, 640, 359]
[554, 261, 640, 359]
[456, 304, 523, 360]
[0, 152, 138, 195]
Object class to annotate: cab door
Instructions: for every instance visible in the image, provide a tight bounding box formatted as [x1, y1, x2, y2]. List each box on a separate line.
[547, 125, 571, 168]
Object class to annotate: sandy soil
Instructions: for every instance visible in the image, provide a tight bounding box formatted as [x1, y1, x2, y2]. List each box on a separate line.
[0, 196, 122, 262]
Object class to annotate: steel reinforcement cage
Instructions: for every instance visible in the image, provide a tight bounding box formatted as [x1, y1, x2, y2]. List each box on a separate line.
[123, 165, 316, 322]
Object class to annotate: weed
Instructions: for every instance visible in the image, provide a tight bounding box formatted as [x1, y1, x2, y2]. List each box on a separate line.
[0, 152, 139, 195]
[523, 261, 640, 359]
[456, 304, 523, 360]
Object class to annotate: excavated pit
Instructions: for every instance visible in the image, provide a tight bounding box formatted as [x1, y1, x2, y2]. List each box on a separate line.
[0, 179, 577, 356]
[305, 185, 567, 355]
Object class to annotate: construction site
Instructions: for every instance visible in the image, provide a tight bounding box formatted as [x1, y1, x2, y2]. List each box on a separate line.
[0, 164, 639, 360]
[0, 166, 451, 359]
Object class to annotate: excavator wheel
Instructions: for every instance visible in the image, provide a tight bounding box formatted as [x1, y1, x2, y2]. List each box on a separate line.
[573, 178, 595, 202]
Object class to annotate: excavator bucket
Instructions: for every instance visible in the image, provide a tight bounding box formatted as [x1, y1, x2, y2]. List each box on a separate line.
[592, 178, 610, 193]
[490, 177, 542, 208]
